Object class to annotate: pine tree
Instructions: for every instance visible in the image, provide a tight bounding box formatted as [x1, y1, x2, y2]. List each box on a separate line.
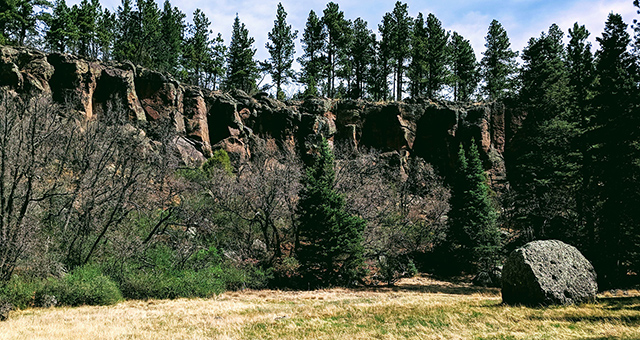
[296, 139, 366, 287]
[225, 14, 258, 93]
[113, 0, 136, 62]
[73, 0, 100, 57]
[349, 17, 374, 99]
[447, 140, 501, 273]
[322, 2, 350, 98]
[424, 13, 449, 99]
[158, 0, 185, 75]
[95, 8, 114, 60]
[204, 33, 226, 90]
[480, 19, 518, 100]
[450, 32, 478, 101]
[264, 3, 297, 100]
[298, 10, 326, 97]
[368, 36, 390, 101]
[183, 9, 211, 87]
[510, 24, 580, 243]
[380, 2, 411, 101]
[588, 13, 639, 287]
[45, 0, 75, 53]
[408, 13, 427, 98]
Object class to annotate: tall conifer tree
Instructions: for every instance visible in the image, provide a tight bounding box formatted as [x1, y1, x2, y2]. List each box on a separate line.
[296, 139, 366, 287]
[264, 3, 297, 100]
[450, 32, 478, 101]
[480, 19, 518, 100]
[225, 14, 258, 93]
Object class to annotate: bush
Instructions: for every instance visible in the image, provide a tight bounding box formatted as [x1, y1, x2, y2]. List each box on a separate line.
[0, 275, 46, 309]
[46, 265, 123, 306]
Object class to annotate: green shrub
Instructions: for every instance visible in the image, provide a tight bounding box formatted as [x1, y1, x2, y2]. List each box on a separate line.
[47, 265, 122, 306]
[0, 276, 46, 309]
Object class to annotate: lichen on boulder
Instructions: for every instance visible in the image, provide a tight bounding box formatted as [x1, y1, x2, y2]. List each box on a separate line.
[502, 239, 597, 306]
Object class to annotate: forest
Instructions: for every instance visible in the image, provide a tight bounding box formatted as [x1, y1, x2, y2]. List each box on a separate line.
[0, 0, 640, 309]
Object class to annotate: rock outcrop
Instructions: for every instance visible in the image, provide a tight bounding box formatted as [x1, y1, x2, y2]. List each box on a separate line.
[502, 240, 598, 306]
[0, 44, 524, 188]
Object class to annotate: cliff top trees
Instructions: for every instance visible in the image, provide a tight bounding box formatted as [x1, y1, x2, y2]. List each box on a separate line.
[264, 3, 297, 100]
[225, 14, 258, 93]
[298, 10, 326, 97]
[380, 1, 412, 101]
[183, 9, 211, 87]
[322, 2, 351, 98]
[481, 19, 518, 100]
[296, 139, 366, 287]
[450, 32, 478, 101]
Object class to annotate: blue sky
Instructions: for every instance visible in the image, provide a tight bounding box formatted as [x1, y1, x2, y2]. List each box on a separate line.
[68, 0, 638, 92]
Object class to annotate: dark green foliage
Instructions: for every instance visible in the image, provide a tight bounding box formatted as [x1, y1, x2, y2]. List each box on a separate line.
[182, 9, 212, 86]
[298, 10, 326, 97]
[225, 14, 258, 93]
[296, 139, 366, 287]
[447, 141, 501, 273]
[368, 37, 391, 101]
[348, 17, 374, 99]
[509, 24, 582, 247]
[480, 19, 518, 100]
[45, 264, 122, 306]
[45, 0, 75, 53]
[424, 13, 449, 99]
[264, 3, 297, 100]
[1, 0, 49, 46]
[158, 0, 184, 75]
[380, 1, 412, 100]
[408, 13, 427, 98]
[322, 2, 351, 98]
[586, 13, 640, 287]
[450, 32, 478, 101]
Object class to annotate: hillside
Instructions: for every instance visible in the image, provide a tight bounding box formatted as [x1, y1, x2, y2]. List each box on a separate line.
[0, 44, 519, 189]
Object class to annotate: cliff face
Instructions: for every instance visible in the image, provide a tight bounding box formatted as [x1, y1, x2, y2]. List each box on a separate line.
[0, 45, 522, 189]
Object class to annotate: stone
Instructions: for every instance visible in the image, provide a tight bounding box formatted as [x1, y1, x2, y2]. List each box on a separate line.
[502, 239, 597, 306]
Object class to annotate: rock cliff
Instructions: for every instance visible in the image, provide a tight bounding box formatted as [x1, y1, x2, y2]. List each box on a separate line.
[0, 45, 523, 188]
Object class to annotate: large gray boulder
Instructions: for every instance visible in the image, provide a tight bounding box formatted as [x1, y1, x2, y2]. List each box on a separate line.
[502, 239, 597, 306]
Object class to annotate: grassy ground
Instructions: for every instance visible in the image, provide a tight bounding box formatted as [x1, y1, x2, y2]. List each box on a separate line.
[1, 276, 639, 340]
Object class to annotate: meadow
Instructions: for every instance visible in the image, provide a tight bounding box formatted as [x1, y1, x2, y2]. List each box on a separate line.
[1, 276, 639, 340]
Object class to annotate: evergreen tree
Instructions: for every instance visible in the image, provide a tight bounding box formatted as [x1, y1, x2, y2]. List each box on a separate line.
[72, 0, 100, 57]
[113, 0, 136, 62]
[225, 14, 258, 93]
[298, 10, 326, 97]
[95, 8, 114, 60]
[449, 32, 478, 101]
[567, 23, 596, 249]
[480, 19, 518, 100]
[510, 24, 580, 243]
[349, 17, 374, 99]
[588, 13, 639, 287]
[134, 0, 161, 67]
[8, 0, 49, 46]
[204, 33, 226, 90]
[380, 1, 411, 100]
[322, 2, 350, 98]
[158, 0, 185, 75]
[408, 13, 427, 98]
[424, 13, 449, 99]
[264, 2, 297, 100]
[45, 0, 76, 53]
[368, 36, 390, 101]
[447, 140, 501, 273]
[183, 9, 211, 87]
[296, 139, 366, 287]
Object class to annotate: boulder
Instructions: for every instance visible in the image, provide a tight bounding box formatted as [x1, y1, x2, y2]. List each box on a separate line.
[502, 239, 597, 306]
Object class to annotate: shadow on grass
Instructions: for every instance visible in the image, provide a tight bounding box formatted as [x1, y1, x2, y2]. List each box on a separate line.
[597, 296, 640, 311]
[354, 279, 501, 296]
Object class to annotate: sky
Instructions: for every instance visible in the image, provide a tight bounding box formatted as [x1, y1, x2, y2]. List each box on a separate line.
[68, 0, 638, 93]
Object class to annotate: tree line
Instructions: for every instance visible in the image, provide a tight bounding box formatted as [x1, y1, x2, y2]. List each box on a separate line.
[2, 0, 520, 101]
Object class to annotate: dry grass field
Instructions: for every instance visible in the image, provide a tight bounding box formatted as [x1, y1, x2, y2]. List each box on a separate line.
[1, 276, 640, 340]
